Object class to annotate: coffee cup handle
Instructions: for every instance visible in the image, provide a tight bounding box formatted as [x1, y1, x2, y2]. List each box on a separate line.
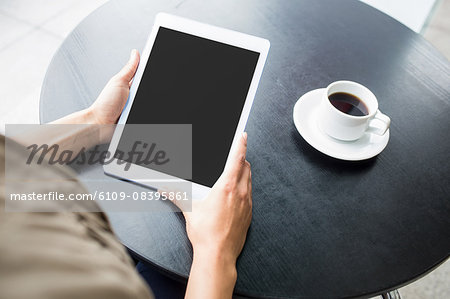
[366, 110, 391, 136]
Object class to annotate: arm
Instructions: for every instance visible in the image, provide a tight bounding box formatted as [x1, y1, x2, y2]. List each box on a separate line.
[188, 248, 238, 298]
[182, 133, 252, 299]
[11, 50, 140, 152]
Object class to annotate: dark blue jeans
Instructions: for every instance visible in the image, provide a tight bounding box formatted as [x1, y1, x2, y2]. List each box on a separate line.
[136, 261, 186, 299]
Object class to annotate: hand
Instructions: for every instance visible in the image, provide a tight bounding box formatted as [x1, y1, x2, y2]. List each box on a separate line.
[87, 49, 140, 125]
[181, 132, 252, 299]
[43, 50, 140, 161]
[184, 132, 252, 263]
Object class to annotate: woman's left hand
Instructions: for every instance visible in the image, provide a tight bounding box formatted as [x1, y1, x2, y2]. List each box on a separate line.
[87, 49, 140, 125]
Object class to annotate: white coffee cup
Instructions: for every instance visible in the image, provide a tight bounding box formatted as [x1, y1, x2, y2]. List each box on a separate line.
[318, 81, 391, 141]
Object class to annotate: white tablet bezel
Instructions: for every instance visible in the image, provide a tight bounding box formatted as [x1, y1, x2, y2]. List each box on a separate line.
[104, 13, 270, 199]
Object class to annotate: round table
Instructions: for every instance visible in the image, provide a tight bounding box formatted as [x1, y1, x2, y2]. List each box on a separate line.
[40, 0, 450, 298]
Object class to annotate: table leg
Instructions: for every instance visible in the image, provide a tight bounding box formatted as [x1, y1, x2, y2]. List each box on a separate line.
[381, 289, 401, 299]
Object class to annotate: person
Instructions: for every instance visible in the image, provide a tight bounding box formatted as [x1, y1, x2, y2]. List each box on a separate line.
[0, 50, 252, 299]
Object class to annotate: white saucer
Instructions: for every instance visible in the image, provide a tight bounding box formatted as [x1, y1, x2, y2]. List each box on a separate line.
[293, 88, 390, 161]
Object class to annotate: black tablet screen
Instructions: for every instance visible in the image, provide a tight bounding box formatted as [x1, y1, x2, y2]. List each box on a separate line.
[118, 27, 260, 187]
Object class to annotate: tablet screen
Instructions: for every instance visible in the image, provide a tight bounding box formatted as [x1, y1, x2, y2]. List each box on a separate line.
[117, 27, 260, 187]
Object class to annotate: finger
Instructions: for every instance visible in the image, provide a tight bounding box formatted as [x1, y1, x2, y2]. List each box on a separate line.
[116, 49, 140, 83]
[224, 132, 248, 175]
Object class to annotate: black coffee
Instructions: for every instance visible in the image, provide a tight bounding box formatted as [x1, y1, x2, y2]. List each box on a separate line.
[328, 92, 369, 116]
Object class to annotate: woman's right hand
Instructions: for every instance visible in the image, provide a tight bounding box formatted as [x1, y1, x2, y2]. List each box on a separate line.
[182, 132, 252, 299]
[184, 132, 252, 262]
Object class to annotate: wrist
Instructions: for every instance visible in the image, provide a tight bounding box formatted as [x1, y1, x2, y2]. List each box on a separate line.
[192, 245, 237, 281]
[82, 106, 97, 124]
[186, 245, 238, 298]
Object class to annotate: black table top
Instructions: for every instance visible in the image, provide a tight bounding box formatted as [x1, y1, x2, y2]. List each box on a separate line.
[40, 0, 450, 298]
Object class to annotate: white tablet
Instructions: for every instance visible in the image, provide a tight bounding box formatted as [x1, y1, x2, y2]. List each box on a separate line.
[104, 13, 269, 199]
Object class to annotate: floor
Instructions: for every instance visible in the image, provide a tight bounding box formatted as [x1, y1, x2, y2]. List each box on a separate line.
[0, 0, 110, 132]
[361, 0, 437, 32]
[0, 0, 449, 297]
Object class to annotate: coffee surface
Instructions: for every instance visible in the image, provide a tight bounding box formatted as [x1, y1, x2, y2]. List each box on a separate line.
[328, 92, 369, 116]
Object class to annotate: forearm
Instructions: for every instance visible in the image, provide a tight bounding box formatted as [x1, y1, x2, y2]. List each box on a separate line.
[185, 248, 237, 299]
[50, 107, 95, 125]
[9, 49, 139, 158]
[11, 108, 105, 158]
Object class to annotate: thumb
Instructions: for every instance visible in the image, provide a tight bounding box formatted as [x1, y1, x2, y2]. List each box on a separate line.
[116, 49, 140, 84]
[224, 132, 248, 175]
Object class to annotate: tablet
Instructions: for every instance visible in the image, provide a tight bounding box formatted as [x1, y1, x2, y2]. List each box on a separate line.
[104, 13, 270, 199]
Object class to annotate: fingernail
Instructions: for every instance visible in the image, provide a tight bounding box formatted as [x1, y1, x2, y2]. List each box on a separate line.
[130, 49, 137, 58]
